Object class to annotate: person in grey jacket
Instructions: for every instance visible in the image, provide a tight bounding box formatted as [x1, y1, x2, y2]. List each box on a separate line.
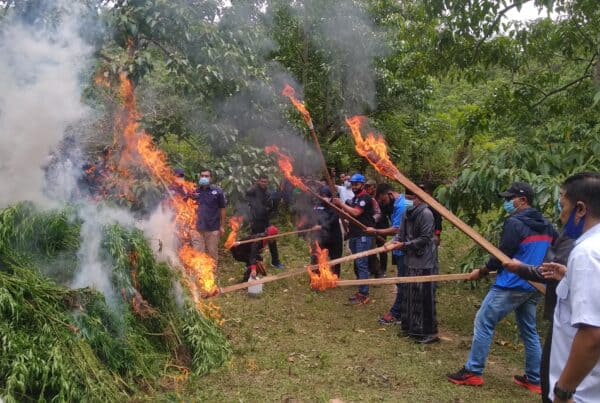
[391, 187, 438, 344]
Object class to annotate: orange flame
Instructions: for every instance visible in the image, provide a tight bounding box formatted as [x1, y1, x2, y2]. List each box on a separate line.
[345, 116, 400, 179]
[116, 72, 219, 301]
[264, 145, 309, 192]
[224, 216, 244, 249]
[307, 243, 338, 291]
[179, 245, 218, 297]
[282, 84, 314, 130]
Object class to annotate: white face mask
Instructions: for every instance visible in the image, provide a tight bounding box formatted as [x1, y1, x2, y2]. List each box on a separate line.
[344, 180, 351, 188]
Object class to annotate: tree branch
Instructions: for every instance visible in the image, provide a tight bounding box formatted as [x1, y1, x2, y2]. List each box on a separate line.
[472, 0, 534, 62]
[513, 80, 547, 96]
[530, 74, 592, 109]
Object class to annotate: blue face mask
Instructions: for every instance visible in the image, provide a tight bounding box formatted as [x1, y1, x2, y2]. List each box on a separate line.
[503, 199, 517, 215]
[198, 177, 210, 186]
[564, 208, 585, 239]
[403, 198, 414, 211]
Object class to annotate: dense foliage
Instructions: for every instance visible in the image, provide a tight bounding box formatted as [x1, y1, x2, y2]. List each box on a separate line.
[1, 1, 599, 397]
[0, 203, 230, 401]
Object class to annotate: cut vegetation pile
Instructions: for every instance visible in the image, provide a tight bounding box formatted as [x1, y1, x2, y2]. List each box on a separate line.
[0, 202, 230, 402]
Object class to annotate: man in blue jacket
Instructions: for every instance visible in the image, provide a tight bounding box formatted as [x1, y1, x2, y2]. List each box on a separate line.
[448, 182, 557, 394]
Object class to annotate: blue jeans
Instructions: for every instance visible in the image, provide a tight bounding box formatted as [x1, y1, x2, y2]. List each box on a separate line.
[349, 236, 373, 296]
[389, 256, 406, 318]
[465, 287, 542, 384]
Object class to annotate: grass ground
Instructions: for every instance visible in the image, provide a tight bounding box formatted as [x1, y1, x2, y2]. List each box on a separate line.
[158, 224, 544, 402]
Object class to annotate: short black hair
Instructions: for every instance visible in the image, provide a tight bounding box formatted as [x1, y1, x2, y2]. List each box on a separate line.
[199, 168, 212, 176]
[562, 172, 600, 218]
[375, 183, 393, 198]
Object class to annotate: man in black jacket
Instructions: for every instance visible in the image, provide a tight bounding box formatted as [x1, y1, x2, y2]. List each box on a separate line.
[301, 186, 344, 276]
[391, 187, 438, 343]
[245, 176, 284, 270]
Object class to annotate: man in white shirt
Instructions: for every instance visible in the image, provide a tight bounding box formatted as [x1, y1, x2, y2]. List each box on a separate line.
[337, 173, 355, 204]
[541, 172, 600, 403]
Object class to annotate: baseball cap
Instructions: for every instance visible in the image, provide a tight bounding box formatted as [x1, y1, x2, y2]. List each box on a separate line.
[499, 182, 534, 204]
[350, 173, 366, 183]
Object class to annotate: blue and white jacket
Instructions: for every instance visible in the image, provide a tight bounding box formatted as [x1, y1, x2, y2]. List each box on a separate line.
[486, 208, 557, 292]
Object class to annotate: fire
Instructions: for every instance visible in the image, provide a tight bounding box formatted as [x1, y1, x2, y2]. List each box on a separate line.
[224, 216, 243, 249]
[345, 116, 400, 179]
[282, 84, 314, 130]
[179, 245, 218, 297]
[307, 243, 338, 291]
[114, 72, 219, 305]
[264, 145, 309, 192]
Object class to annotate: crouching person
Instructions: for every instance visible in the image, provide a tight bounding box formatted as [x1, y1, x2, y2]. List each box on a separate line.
[230, 226, 278, 281]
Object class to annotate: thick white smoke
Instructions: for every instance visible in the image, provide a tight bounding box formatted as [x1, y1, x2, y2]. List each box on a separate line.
[0, 6, 91, 208]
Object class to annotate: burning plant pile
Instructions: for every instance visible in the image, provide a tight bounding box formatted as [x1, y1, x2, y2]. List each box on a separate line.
[0, 73, 232, 401]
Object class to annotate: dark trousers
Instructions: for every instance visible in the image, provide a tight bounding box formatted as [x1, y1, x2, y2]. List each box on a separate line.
[400, 266, 438, 337]
[268, 240, 280, 266]
[251, 221, 281, 266]
[376, 237, 388, 275]
[541, 325, 552, 403]
[389, 256, 407, 319]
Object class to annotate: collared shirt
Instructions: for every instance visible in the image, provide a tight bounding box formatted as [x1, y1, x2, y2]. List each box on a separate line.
[549, 222, 600, 402]
[346, 190, 375, 238]
[194, 185, 226, 231]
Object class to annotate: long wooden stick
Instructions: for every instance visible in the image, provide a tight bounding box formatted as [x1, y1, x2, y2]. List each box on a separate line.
[283, 86, 337, 196]
[214, 242, 401, 296]
[308, 126, 337, 197]
[302, 185, 386, 243]
[347, 125, 545, 294]
[389, 171, 545, 294]
[233, 228, 319, 246]
[336, 272, 496, 287]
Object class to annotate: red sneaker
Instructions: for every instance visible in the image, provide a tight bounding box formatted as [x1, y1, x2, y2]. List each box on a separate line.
[378, 313, 400, 325]
[347, 293, 370, 305]
[447, 367, 484, 386]
[513, 375, 541, 395]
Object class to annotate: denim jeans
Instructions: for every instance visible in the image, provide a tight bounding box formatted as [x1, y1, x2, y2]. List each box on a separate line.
[389, 256, 406, 318]
[349, 236, 373, 296]
[465, 287, 542, 384]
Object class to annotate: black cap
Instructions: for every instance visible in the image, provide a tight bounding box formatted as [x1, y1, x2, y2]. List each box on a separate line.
[499, 182, 534, 204]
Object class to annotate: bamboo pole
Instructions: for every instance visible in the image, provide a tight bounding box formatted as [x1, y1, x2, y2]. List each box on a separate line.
[387, 170, 545, 294]
[232, 227, 319, 246]
[302, 185, 386, 243]
[283, 86, 337, 196]
[308, 126, 338, 197]
[347, 129, 545, 294]
[214, 242, 401, 296]
[335, 272, 496, 287]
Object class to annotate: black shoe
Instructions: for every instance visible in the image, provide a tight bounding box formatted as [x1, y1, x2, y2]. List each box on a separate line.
[414, 335, 440, 344]
[398, 328, 410, 337]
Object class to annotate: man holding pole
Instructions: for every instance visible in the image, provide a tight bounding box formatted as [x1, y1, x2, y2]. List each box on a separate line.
[389, 187, 438, 343]
[332, 173, 375, 305]
[448, 182, 556, 393]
